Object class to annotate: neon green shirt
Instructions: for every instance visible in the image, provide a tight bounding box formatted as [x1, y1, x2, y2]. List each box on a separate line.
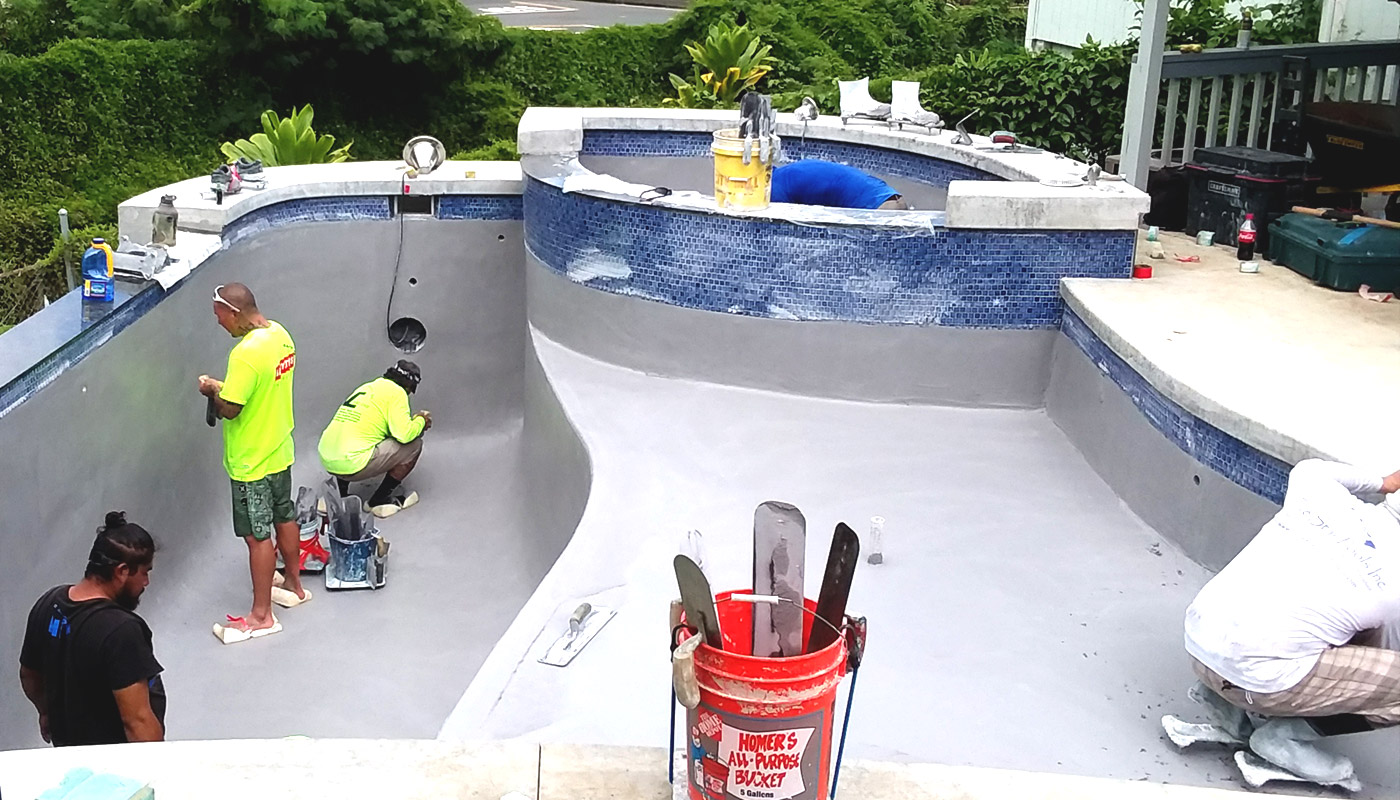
[318, 377, 425, 476]
[219, 321, 296, 482]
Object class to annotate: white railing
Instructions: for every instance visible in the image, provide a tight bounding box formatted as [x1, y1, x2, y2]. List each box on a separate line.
[1120, 39, 1400, 183]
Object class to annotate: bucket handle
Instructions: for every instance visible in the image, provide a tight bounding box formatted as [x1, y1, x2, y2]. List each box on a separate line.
[830, 616, 867, 799]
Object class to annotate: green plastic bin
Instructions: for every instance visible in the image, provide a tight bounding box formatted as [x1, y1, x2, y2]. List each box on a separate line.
[1268, 213, 1400, 292]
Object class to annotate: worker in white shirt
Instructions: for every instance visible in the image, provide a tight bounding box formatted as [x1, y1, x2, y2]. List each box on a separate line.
[1180, 459, 1400, 788]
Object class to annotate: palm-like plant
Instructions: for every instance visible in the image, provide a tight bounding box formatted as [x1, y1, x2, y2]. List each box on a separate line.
[665, 22, 776, 108]
[219, 104, 352, 167]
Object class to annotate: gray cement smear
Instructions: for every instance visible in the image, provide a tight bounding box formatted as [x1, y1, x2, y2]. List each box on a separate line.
[0, 217, 590, 746]
[527, 254, 1054, 408]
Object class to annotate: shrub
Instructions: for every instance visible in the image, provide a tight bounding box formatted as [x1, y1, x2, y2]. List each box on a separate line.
[221, 105, 353, 166]
[667, 22, 776, 108]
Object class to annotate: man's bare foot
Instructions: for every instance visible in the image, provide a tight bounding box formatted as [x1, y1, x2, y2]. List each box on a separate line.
[281, 579, 307, 601]
[228, 613, 277, 632]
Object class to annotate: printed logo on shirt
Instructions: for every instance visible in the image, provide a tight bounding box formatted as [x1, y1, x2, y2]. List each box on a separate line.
[47, 608, 71, 638]
[1294, 509, 1386, 589]
[275, 353, 296, 380]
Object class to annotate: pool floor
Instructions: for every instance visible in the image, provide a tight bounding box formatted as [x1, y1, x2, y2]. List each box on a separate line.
[127, 427, 538, 740]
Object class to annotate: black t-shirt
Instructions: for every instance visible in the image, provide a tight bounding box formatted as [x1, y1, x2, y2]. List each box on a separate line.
[19, 585, 165, 746]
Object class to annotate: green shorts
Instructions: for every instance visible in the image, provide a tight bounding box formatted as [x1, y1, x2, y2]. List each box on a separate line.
[230, 468, 296, 541]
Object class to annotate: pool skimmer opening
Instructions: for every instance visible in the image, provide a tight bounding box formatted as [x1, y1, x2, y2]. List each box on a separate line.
[388, 317, 427, 353]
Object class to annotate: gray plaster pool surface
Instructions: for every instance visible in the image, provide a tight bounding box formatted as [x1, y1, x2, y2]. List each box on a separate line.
[2, 109, 1398, 798]
[445, 330, 1248, 790]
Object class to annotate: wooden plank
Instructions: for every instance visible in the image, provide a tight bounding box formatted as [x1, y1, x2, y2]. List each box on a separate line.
[1184, 78, 1203, 164]
[1161, 79, 1181, 166]
[1226, 73, 1245, 146]
[1266, 71, 1282, 150]
[1247, 72, 1267, 149]
[1206, 77, 1224, 148]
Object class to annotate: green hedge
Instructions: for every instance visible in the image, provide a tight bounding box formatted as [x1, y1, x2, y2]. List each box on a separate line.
[0, 0, 1318, 325]
[0, 39, 246, 292]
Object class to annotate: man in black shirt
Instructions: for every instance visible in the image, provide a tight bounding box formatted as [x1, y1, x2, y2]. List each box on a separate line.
[19, 511, 165, 746]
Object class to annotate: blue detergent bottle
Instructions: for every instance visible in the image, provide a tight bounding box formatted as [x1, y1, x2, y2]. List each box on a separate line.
[81, 238, 115, 302]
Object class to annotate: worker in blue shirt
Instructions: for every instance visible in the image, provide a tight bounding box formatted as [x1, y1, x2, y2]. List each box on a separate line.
[770, 159, 907, 210]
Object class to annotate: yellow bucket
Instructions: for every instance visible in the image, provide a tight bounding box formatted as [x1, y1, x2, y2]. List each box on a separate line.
[712, 128, 778, 210]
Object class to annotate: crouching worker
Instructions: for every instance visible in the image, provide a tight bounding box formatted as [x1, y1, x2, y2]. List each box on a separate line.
[1172, 459, 1400, 791]
[19, 512, 165, 746]
[319, 359, 431, 518]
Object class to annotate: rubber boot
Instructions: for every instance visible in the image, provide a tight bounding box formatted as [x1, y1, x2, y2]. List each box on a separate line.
[1249, 718, 1356, 785]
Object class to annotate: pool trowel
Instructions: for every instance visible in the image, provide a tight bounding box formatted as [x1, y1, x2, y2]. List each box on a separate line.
[538, 601, 616, 667]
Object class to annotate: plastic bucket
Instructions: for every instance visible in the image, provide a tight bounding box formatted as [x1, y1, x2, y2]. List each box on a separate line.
[684, 590, 847, 800]
[712, 129, 778, 211]
[328, 534, 374, 584]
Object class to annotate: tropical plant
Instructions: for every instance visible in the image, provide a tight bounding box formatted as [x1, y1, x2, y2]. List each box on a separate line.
[666, 22, 776, 108]
[219, 105, 352, 166]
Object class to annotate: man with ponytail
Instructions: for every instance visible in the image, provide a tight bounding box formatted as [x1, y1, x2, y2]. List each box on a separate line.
[19, 512, 165, 746]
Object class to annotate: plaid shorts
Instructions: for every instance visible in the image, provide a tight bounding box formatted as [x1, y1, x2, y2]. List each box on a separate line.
[230, 468, 296, 541]
[1193, 636, 1400, 726]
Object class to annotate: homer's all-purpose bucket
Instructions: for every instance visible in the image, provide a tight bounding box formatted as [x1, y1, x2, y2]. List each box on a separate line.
[684, 591, 848, 800]
[712, 129, 780, 211]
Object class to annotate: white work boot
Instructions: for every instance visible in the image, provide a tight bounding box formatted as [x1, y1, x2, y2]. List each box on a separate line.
[1249, 718, 1357, 786]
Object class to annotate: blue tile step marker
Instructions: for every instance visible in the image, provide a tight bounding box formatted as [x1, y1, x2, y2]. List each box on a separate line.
[35, 768, 153, 800]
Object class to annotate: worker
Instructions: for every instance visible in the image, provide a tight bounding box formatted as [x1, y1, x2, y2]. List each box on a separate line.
[318, 359, 431, 518]
[19, 512, 165, 746]
[199, 282, 308, 646]
[770, 159, 907, 210]
[1181, 459, 1400, 788]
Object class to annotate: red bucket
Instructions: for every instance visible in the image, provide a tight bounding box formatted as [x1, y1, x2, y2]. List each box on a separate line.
[683, 590, 848, 800]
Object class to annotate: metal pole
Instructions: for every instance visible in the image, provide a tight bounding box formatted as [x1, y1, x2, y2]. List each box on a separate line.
[58, 208, 75, 292]
[829, 665, 860, 799]
[1120, 0, 1170, 190]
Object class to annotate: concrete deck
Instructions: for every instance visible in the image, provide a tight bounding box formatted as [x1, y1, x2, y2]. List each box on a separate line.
[0, 739, 1300, 800]
[1063, 229, 1400, 470]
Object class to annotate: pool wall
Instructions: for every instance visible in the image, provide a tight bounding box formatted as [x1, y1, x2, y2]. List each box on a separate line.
[0, 109, 1315, 738]
[0, 174, 594, 746]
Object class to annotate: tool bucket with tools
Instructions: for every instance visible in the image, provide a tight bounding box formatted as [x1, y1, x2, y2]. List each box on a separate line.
[674, 591, 866, 800]
[712, 129, 778, 211]
[320, 483, 388, 590]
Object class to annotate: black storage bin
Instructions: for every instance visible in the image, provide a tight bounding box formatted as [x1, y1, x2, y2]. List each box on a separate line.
[1184, 146, 1317, 251]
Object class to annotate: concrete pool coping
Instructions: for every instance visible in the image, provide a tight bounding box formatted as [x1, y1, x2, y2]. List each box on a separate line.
[517, 107, 1150, 230]
[0, 739, 1301, 800]
[1062, 228, 1400, 471]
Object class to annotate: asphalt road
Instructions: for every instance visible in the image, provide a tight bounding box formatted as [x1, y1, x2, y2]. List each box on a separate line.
[466, 0, 680, 30]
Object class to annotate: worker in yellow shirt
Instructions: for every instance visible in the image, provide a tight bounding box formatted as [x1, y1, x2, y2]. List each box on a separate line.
[318, 360, 431, 518]
[198, 283, 308, 645]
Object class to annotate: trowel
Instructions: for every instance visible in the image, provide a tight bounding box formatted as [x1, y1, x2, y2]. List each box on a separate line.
[538, 601, 616, 667]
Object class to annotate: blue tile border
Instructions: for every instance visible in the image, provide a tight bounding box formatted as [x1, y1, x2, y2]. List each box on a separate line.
[581, 130, 1000, 189]
[524, 178, 1133, 328]
[1061, 309, 1289, 503]
[0, 285, 165, 421]
[222, 196, 392, 250]
[438, 195, 524, 220]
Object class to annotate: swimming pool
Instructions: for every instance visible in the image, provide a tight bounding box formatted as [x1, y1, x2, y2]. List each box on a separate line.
[0, 109, 1393, 796]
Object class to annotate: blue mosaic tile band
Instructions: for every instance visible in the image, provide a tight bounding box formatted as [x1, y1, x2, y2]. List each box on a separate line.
[581, 130, 1000, 188]
[525, 178, 1133, 328]
[223, 196, 392, 250]
[1062, 309, 1289, 503]
[0, 285, 165, 421]
[2, 195, 408, 420]
[438, 195, 524, 220]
